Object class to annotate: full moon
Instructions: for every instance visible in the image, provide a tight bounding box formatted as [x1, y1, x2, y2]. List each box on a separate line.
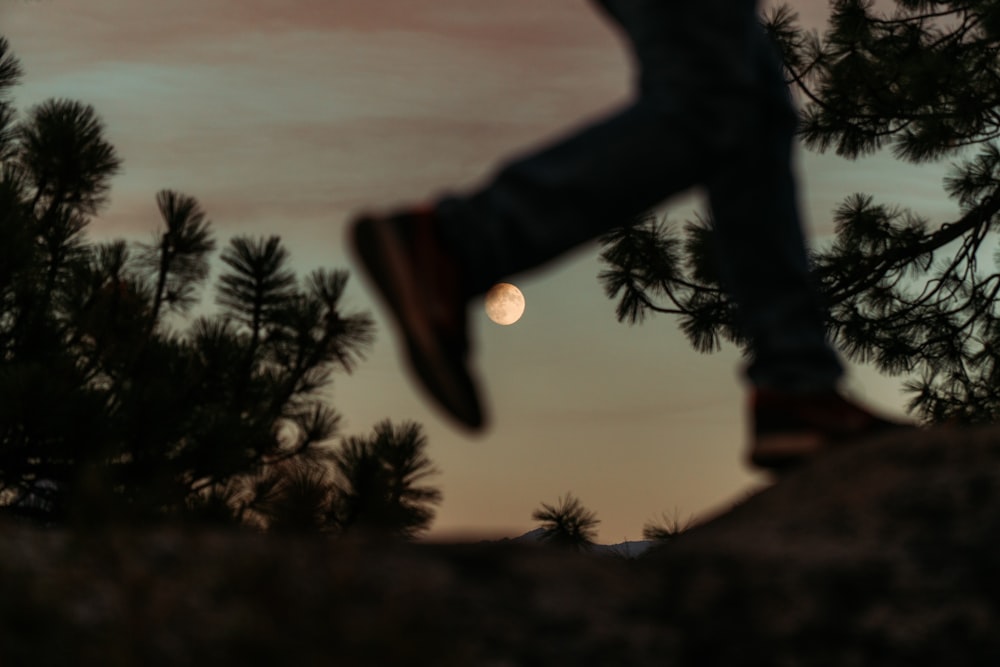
[485, 283, 525, 325]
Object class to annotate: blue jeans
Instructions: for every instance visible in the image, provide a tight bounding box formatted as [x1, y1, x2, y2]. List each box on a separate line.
[436, 0, 843, 391]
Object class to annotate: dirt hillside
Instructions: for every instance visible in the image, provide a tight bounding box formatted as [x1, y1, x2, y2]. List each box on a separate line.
[3, 424, 999, 665]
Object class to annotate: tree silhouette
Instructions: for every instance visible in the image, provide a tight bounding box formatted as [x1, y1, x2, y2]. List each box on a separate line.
[217, 235, 297, 357]
[599, 2, 1000, 424]
[138, 189, 215, 330]
[332, 420, 441, 539]
[241, 457, 340, 535]
[0, 37, 22, 163]
[532, 494, 600, 551]
[0, 39, 383, 525]
[211, 419, 445, 539]
[19, 99, 121, 215]
[642, 510, 693, 543]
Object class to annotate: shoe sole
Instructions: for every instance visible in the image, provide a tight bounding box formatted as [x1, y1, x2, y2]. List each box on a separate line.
[350, 216, 484, 430]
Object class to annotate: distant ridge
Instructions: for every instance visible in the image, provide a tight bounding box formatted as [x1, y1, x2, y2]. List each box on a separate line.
[506, 526, 654, 557]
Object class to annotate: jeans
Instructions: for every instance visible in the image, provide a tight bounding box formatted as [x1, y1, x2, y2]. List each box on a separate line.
[435, 0, 844, 391]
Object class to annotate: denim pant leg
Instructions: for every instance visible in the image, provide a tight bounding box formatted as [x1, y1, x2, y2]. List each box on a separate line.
[705, 32, 843, 391]
[434, 0, 843, 390]
[434, 0, 747, 295]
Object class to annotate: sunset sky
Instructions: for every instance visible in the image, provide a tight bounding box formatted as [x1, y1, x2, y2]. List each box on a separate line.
[3, 0, 953, 542]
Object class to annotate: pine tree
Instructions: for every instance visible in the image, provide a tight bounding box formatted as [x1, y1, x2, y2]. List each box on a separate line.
[0, 37, 380, 524]
[332, 420, 442, 539]
[642, 509, 692, 543]
[532, 494, 600, 551]
[599, 2, 1000, 424]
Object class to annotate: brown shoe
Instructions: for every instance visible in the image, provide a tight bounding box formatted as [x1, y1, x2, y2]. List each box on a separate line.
[350, 207, 485, 430]
[749, 388, 911, 471]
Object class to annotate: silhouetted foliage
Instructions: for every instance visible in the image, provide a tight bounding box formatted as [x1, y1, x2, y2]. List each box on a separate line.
[642, 510, 693, 543]
[532, 494, 600, 551]
[244, 457, 340, 535]
[137, 189, 215, 327]
[599, 2, 1000, 424]
[333, 420, 441, 539]
[0, 39, 392, 526]
[0, 37, 21, 164]
[212, 420, 443, 539]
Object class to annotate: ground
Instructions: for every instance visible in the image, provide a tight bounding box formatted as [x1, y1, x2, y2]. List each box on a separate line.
[4, 424, 1000, 665]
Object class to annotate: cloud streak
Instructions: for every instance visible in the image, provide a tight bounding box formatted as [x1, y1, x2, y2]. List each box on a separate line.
[8, 0, 628, 245]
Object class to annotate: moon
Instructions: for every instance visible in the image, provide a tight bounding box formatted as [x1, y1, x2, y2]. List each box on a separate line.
[485, 283, 525, 325]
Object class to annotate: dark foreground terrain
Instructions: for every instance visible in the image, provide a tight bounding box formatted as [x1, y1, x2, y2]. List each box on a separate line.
[4, 424, 1000, 666]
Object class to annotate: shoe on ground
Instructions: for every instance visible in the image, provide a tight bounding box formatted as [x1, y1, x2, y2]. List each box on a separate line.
[349, 206, 485, 431]
[749, 387, 910, 471]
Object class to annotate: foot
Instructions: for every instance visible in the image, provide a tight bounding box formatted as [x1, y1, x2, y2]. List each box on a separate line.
[349, 206, 485, 431]
[749, 388, 910, 471]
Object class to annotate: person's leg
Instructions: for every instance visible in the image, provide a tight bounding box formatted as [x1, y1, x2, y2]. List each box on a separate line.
[705, 28, 844, 392]
[435, 0, 762, 297]
[699, 30, 911, 469]
[350, 0, 909, 454]
[352, 0, 760, 429]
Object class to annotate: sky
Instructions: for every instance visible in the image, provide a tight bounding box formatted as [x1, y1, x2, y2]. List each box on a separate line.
[1, 0, 956, 542]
